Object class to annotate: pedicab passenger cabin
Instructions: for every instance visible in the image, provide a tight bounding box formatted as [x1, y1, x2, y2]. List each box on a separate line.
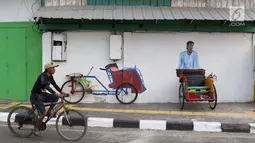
[176, 69, 217, 110]
[106, 63, 146, 94]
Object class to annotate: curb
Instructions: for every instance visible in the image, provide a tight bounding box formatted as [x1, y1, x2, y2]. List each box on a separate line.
[66, 118, 255, 133]
[0, 112, 254, 133]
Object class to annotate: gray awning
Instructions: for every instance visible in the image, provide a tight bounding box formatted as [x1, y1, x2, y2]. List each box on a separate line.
[34, 6, 255, 21]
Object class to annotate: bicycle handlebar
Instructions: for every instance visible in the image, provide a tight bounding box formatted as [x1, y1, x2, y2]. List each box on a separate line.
[100, 68, 106, 71]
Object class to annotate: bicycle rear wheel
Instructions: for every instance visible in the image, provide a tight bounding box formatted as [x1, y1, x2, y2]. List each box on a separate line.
[7, 106, 36, 138]
[115, 83, 138, 104]
[56, 109, 87, 141]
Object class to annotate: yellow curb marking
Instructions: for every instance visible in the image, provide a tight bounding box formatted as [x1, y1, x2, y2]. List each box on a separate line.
[191, 112, 205, 116]
[69, 107, 247, 117]
[5, 102, 254, 120]
[0, 102, 20, 109]
[245, 112, 255, 120]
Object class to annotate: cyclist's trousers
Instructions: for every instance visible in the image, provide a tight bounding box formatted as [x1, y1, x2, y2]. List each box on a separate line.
[30, 93, 59, 116]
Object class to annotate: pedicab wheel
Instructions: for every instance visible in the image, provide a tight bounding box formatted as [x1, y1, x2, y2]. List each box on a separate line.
[115, 83, 138, 104]
[7, 106, 36, 138]
[61, 79, 85, 104]
[56, 109, 87, 141]
[209, 84, 217, 110]
[179, 83, 185, 110]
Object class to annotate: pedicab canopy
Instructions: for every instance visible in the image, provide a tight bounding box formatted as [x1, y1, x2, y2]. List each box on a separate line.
[105, 63, 146, 93]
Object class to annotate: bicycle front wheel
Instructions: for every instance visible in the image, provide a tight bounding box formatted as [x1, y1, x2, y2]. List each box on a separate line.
[61, 80, 85, 104]
[56, 109, 87, 141]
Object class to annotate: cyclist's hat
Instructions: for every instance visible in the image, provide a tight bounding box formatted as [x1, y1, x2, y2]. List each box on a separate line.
[44, 62, 59, 70]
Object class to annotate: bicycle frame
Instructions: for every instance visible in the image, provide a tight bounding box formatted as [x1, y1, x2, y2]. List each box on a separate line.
[19, 98, 69, 126]
[71, 75, 129, 96]
[42, 99, 68, 124]
[69, 66, 130, 96]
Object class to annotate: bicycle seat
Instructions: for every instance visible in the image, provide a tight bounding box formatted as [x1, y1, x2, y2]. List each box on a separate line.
[66, 73, 83, 78]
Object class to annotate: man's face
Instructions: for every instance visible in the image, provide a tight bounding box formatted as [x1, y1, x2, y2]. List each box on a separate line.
[187, 43, 194, 52]
[48, 67, 56, 75]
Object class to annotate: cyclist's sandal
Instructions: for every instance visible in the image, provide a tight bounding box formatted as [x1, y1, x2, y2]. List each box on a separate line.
[33, 129, 41, 137]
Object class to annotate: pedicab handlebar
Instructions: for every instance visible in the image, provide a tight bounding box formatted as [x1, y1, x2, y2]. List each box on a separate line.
[209, 72, 217, 81]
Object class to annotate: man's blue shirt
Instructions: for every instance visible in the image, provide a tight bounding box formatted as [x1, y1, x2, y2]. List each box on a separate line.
[178, 51, 199, 69]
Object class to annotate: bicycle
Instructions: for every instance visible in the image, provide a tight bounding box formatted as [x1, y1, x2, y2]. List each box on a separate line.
[7, 94, 87, 141]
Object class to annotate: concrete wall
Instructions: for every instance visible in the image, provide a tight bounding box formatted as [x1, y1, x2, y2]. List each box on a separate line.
[0, 0, 39, 22]
[42, 31, 253, 103]
[124, 32, 253, 103]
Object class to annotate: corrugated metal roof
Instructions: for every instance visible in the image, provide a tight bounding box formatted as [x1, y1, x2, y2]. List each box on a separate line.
[34, 6, 255, 21]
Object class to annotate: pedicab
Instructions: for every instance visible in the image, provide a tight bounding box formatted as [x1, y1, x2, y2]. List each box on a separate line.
[176, 69, 217, 110]
[62, 63, 146, 104]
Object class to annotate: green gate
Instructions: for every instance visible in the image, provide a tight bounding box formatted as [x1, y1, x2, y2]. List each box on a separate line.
[0, 22, 42, 101]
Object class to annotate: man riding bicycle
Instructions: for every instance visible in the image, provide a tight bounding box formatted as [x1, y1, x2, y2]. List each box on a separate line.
[30, 62, 67, 136]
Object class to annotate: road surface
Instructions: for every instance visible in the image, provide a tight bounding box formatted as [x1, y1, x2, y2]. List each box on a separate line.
[1, 121, 255, 143]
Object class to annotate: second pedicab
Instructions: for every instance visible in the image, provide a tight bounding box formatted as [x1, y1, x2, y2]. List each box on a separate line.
[176, 69, 217, 110]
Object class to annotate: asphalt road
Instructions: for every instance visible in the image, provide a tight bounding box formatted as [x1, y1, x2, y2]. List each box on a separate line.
[1, 121, 255, 143]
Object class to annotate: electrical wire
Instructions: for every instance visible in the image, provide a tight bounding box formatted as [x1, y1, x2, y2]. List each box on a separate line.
[30, 0, 41, 33]
[31, 0, 40, 15]
[32, 21, 41, 34]
[16, 0, 23, 20]
[23, 0, 33, 16]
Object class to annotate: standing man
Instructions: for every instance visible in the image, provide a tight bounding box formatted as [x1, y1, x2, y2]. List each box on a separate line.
[178, 41, 200, 69]
[30, 63, 66, 136]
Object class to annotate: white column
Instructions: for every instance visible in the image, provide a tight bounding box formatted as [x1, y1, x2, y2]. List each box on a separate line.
[42, 32, 52, 71]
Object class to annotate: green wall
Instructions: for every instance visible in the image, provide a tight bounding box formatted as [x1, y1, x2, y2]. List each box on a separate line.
[0, 22, 42, 101]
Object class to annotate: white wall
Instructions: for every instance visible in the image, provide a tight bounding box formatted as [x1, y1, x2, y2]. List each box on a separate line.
[43, 31, 122, 103]
[124, 32, 253, 103]
[0, 0, 39, 22]
[43, 31, 253, 103]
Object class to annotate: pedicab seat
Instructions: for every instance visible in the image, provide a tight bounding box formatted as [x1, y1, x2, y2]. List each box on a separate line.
[176, 69, 206, 86]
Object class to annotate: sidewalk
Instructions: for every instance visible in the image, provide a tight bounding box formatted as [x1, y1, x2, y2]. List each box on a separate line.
[72, 102, 255, 123]
[1, 100, 255, 133]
